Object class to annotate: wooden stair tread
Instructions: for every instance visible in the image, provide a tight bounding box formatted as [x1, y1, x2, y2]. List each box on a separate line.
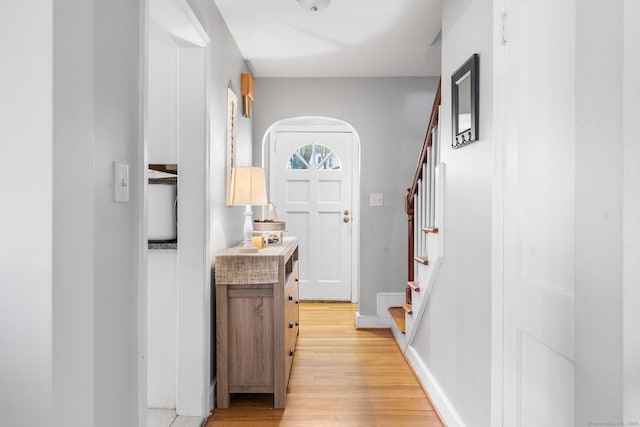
[422, 227, 439, 234]
[407, 281, 420, 292]
[414, 256, 429, 265]
[402, 303, 413, 314]
[388, 307, 406, 334]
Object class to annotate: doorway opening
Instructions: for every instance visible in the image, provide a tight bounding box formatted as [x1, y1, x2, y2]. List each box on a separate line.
[261, 117, 361, 303]
[140, 0, 211, 426]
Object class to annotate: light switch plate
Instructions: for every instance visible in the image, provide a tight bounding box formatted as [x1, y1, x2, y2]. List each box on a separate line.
[114, 162, 129, 203]
[369, 193, 384, 207]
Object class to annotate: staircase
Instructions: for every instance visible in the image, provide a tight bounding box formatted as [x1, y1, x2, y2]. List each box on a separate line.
[388, 79, 442, 346]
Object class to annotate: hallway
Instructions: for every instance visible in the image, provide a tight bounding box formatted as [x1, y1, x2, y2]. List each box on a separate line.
[206, 302, 443, 427]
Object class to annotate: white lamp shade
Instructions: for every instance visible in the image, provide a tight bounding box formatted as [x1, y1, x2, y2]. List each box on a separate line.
[229, 167, 268, 206]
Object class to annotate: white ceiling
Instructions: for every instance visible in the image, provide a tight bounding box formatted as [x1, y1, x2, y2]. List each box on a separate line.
[213, 0, 442, 78]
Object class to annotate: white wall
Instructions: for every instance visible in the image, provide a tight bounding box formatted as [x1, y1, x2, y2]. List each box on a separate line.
[0, 1, 54, 426]
[575, 0, 625, 424]
[2, 0, 141, 426]
[92, 0, 141, 425]
[252, 77, 438, 316]
[410, 0, 494, 425]
[624, 0, 640, 421]
[53, 0, 96, 425]
[185, 0, 254, 257]
[147, 251, 178, 408]
[148, 19, 178, 164]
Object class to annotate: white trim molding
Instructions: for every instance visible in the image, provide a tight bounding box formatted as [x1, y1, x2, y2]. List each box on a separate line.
[406, 346, 466, 427]
[405, 256, 442, 347]
[355, 312, 390, 329]
[355, 292, 404, 329]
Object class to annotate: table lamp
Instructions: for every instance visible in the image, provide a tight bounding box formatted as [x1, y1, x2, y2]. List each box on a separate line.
[229, 166, 268, 252]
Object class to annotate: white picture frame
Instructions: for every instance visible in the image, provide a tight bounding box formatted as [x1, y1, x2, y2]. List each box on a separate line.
[226, 88, 238, 205]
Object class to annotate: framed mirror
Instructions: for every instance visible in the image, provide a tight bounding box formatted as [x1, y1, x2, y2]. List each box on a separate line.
[451, 53, 479, 148]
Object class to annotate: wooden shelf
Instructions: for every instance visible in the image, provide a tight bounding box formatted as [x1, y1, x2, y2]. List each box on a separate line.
[422, 227, 439, 234]
[414, 256, 429, 265]
[407, 281, 420, 292]
[402, 303, 413, 315]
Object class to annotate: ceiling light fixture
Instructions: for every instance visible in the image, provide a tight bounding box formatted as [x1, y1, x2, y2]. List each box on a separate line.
[297, 0, 331, 12]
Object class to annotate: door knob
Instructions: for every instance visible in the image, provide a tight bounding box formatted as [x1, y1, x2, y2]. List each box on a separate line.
[343, 217, 351, 223]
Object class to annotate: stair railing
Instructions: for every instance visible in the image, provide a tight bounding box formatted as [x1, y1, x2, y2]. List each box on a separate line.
[405, 79, 441, 283]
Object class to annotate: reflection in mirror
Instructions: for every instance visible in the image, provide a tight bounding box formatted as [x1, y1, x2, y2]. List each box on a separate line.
[451, 53, 479, 148]
[456, 73, 471, 135]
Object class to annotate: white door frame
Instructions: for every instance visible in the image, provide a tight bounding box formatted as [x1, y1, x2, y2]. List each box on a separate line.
[262, 122, 361, 303]
[139, 0, 211, 424]
[490, 1, 506, 424]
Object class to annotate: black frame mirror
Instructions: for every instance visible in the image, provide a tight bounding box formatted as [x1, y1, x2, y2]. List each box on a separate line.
[451, 54, 479, 148]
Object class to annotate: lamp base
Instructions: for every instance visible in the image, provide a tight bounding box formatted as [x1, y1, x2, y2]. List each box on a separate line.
[237, 205, 258, 253]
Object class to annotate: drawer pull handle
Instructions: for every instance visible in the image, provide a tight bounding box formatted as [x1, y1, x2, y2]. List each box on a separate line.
[295, 278, 299, 282]
[289, 349, 294, 357]
[295, 321, 299, 326]
[288, 295, 293, 301]
[289, 322, 294, 328]
[295, 300, 299, 304]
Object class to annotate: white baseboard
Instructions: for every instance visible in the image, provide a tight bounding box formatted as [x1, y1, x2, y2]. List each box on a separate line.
[355, 311, 390, 328]
[208, 380, 215, 414]
[405, 346, 466, 427]
[355, 292, 405, 329]
[389, 317, 407, 348]
[377, 292, 405, 318]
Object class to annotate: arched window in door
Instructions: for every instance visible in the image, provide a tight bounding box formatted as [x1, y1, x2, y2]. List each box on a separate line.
[287, 143, 342, 170]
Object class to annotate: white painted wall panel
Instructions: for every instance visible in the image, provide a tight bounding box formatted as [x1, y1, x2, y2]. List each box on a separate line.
[287, 181, 311, 203]
[575, 0, 625, 424]
[92, 0, 141, 424]
[148, 20, 178, 164]
[520, 333, 574, 427]
[318, 212, 342, 281]
[623, 0, 640, 421]
[518, 0, 575, 295]
[317, 180, 341, 203]
[287, 212, 311, 281]
[147, 251, 178, 408]
[0, 2, 54, 426]
[52, 0, 95, 425]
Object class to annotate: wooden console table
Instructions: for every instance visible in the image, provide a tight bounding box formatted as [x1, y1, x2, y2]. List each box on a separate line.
[215, 237, 299, 409]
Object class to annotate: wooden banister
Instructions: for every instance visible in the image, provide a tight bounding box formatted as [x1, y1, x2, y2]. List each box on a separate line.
[407, 79, 441, 202]
[406, 79, 441, 282]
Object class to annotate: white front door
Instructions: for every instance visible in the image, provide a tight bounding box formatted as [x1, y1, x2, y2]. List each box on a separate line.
[501, 0, 576, 425]
[272, 131, 353, 300]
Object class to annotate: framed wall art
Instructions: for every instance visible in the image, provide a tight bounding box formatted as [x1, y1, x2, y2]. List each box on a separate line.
[451, 53, 479, 149]
[226, 87, 238, 205]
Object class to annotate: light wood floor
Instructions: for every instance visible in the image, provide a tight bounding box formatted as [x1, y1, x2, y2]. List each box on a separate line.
[205, 302, 443, 427]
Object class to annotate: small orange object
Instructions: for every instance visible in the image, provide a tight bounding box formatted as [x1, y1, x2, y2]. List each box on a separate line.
[251, 235, 264, 249]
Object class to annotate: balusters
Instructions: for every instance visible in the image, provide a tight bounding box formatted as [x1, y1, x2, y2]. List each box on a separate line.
[422, 162, 428, 254]
[415, 184, 421, 259]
